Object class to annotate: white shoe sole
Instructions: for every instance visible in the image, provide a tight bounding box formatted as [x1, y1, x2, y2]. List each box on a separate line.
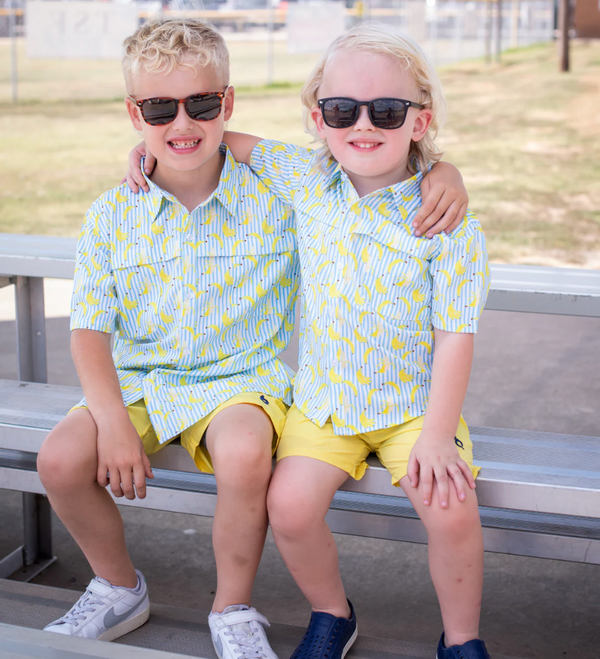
[340, 624, 358, 659]
[97, 602, 150, 642]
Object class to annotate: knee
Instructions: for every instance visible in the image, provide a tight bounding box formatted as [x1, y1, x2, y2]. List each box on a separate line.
[424, 500, 481, 543]
[267, 484, 320, 540]
[37, 428, 97, 494]
[212, 431, 273, 491]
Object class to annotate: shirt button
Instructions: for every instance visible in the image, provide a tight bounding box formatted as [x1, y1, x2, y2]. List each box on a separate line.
[186, 233, 194, 242]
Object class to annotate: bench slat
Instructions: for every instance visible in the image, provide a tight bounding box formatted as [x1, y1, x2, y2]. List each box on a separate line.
[1, 379, 599, 517]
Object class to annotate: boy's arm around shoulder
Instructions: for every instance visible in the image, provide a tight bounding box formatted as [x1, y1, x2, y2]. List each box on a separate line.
[416, 161, 469, 238]
[225, 132, 309, 207]
[70, 196, 153, 500]
[222, 131, 263, 165]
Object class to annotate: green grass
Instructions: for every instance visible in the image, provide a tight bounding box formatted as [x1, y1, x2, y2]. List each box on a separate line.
[1, 38, 599, 267]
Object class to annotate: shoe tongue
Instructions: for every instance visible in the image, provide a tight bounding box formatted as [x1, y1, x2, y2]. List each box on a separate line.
[222, 604, 250, 614]
[222, 605, 253, 635]
[88, 576, 115, 597]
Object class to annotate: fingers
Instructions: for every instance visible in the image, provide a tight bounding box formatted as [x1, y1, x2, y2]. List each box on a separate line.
[407, 453, 420, 488]
[97, 463, 109, 488]
[458, 459, 477, 489]
[144, 152, 156, 175]
[413, 188, 444, 236]
[421, 465, 434, 506]
[445, 202, 468, 234]
[108, 464, 124, 498]
[117, 464, 136, 500]
[133, 462, 147, 500]
[448, 464, 469, 502]
[143, 453, 154, 480]
[434, 466, 449, 508]
[126, 172, 140, 194]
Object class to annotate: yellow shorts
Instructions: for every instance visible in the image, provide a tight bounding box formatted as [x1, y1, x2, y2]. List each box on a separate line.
[72, 393, 288, 474]
[278, 404, 479, 487]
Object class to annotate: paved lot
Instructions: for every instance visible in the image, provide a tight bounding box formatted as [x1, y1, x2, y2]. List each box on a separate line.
[1, 306, 599, 658]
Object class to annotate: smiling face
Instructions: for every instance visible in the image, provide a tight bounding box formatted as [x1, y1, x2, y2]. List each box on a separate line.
[310, 49, 432, 197]
[125, 59, 233, 188]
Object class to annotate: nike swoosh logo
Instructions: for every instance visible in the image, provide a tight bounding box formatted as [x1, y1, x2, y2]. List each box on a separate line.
[213, 633, 224, 658]
[103, 594, 147, 629]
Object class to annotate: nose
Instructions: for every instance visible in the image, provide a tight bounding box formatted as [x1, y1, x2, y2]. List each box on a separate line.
[353, 105, 375, 131]
[171, 100, 194, 131]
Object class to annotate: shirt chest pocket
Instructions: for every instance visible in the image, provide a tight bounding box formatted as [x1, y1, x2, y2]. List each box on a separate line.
[350, 228, 434, 324]
[111, 241, 181, 340]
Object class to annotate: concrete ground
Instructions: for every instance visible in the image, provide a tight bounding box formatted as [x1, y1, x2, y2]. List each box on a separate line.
[1, 289, 599, 658]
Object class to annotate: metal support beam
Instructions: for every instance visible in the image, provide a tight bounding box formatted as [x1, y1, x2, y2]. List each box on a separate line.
[14, 276, 47, 383]
[5, 275, 55, 580]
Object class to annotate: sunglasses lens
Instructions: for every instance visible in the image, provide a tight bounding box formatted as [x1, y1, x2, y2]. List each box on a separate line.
[322, 98, 358, 128]
[186, 94, 223, 121]
[141, 98, 178, 126]
[370, 99, 408, 129]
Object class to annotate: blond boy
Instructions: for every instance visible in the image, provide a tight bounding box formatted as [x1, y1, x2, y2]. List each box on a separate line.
[212, 23, 491, 659]
[37, 18, 297, 658]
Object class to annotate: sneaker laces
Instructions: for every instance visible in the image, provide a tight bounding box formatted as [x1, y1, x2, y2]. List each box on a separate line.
[53, 580, 109, 626]
[221, 607, 272, 659]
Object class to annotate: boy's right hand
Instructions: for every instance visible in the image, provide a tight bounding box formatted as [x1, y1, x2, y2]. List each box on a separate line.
[96, 413, 154, 500]
[124, 141, 155, 193]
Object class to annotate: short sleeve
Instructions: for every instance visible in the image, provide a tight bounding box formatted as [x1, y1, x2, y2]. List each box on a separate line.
[249, 139, 311, 206]
[430, 211, 490, 333]
[70, 197, 118, 334]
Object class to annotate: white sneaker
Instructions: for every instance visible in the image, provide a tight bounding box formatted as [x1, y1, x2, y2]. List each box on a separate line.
[44, 569, 150, 641]
[209, 605, 279, 659]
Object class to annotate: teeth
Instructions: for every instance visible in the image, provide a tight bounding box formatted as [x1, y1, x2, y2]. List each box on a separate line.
[170, 140, 200, 149]
[354, 142, 378, 149]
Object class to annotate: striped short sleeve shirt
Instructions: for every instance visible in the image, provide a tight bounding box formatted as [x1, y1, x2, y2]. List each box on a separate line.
[250, 139, 490, 435]
[71, 145, 299, 443]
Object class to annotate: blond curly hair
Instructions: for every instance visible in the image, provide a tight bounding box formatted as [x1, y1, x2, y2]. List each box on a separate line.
[301, 22, 446, 174]
[122, 18, 229, 93]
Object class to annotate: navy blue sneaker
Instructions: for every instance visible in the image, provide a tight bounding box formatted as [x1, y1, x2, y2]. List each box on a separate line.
[290, 601, 357, 659]
[436, 633, 491, 659]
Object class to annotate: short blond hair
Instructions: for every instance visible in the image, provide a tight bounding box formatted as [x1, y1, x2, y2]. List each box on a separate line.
[301, 22, 446, 174]
[122, 18, 229, 93]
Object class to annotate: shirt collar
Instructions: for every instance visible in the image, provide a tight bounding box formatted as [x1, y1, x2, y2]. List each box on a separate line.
[140, 144, 240, 219]
[213, 144, 240, 217]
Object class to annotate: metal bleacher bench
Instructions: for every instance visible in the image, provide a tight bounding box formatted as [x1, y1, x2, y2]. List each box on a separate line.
[1, 232, 600, 589]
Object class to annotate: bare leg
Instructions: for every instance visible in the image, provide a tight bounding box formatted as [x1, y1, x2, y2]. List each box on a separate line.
[267, 457, 351, 618]
[205, 404, 274, 612]
[401, 476, 483, 647]
[37, 410, 137, 588]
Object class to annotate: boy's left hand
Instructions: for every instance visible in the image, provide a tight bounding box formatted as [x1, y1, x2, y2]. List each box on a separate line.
[414, 162, 469, 238]
[407, 430, 476, 508]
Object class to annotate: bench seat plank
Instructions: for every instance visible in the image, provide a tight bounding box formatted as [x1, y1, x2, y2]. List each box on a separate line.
[1, 379, 599, 517]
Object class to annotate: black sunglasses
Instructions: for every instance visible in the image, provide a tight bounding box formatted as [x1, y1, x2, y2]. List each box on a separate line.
[129, 87, 229, 126]
[318, 96, 424, 130]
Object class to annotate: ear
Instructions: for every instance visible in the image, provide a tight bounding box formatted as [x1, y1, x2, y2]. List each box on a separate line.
[411, 108, 433, 143]
[125, 96, 144, 132]
[223, 86, 235, 122]
[310, 106, 327, 140]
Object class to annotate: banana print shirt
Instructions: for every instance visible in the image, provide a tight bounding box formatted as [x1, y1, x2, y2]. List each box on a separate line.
[71, 145, 299, 443]
[250, 139, 490, 435]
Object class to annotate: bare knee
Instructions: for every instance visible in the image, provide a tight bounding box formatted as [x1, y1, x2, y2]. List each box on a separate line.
[267, 483, 322, 540]
[37, 414, 98, 494]
[423, 499, 481, 543]
[211, 430, 273, 492]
